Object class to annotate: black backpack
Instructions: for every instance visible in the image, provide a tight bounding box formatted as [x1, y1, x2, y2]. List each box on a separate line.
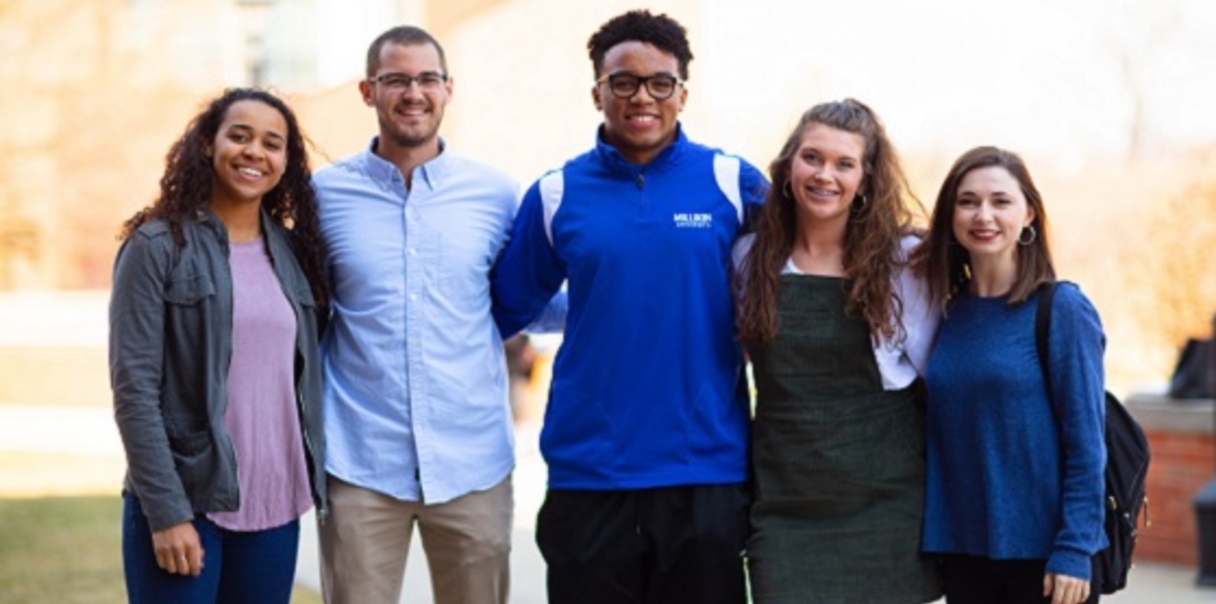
[1035, 281, 1150, 594]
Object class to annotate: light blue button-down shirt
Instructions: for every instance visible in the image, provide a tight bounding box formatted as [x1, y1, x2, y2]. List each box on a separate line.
[316, 139, 523, 504]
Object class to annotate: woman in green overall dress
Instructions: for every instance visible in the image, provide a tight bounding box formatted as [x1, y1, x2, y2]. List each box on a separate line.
[734, 99, 942, 604]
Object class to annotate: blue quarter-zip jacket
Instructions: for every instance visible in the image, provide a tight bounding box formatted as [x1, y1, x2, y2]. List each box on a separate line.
[492, 127, 768, 490]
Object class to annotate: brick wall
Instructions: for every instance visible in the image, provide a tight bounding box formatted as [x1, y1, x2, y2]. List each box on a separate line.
[1126, 395, 1216, 568]
[1140, 429, 1215, 565]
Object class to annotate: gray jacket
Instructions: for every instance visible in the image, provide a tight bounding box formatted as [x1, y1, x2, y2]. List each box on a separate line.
[109, 207, 326, 531]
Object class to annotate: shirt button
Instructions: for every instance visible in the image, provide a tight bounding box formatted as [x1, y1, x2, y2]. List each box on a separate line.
[409, 248, 417, 256]
[410, 294, 418, 301]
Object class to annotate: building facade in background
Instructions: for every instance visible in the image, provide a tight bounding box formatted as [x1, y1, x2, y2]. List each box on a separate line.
[0, 0, 712, 291]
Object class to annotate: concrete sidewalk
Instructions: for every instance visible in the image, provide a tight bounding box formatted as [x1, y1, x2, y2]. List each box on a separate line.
[0, 404, 1209, 603]
[295, 517, 1213, 603]
[293, 423, 550, 603]
[296, 518, 549, 603]
[290, 422, 1212, 604]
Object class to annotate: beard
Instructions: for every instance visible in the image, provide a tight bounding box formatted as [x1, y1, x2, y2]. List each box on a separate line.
[378, 105, 442, 149]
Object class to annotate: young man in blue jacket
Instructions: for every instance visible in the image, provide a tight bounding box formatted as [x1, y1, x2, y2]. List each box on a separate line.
[492, 10, 768, 604]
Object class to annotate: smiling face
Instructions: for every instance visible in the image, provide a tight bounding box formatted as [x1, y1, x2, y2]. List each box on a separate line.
[208, 99, 288, 209]
[951, 165, 1035, 268]
[593, 40, 686, 166]
[787, 122, 866, 231]
[360, 41, 452, 153]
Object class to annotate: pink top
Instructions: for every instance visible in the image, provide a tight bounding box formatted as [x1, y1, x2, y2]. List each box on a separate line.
[208, 238, 313, 531]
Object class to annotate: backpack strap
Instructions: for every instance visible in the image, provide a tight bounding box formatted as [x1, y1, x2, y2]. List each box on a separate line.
[1034, 281, 1059, 418]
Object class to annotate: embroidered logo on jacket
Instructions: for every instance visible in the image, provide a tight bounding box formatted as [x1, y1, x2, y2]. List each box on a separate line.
[673, 213, 713, 229]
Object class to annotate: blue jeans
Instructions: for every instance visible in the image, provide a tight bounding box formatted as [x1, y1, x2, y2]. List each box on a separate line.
[122, 494, 300, 604]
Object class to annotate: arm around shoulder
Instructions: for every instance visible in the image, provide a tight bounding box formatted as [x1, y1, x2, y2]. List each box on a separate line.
[896, 234, 939, 375]
[492, 175, 567, 338]
[739, 159, 770, 205]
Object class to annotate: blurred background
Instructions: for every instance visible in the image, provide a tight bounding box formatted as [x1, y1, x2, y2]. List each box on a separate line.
[4, 0, 1216, 390]
[2, 0, 1215, 601]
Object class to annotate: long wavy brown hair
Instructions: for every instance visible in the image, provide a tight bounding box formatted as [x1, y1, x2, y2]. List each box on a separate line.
[120, 88, 328, 306]
[736, 98, 922, 349]
[911, 145, 1055, 312]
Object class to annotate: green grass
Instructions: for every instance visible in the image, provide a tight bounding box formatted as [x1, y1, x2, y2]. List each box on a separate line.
[0, 496, 323, 604]
[0, 496, 126, 603]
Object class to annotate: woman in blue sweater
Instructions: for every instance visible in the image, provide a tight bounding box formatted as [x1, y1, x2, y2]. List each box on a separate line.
[915, 146, 1106, 604]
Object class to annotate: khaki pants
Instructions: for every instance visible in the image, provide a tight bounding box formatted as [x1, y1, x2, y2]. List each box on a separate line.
[319, 474, 512, 604]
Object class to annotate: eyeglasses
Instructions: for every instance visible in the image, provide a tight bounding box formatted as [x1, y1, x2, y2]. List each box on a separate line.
[370, 72, 448, 93]
[596, 72, 683, 100]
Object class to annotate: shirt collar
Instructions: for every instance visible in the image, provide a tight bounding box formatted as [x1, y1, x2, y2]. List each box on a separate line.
[594, 123, 688, 174]
[360, 136, 452, 193]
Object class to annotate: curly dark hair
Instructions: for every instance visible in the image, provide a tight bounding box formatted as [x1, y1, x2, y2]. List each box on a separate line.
[588, 10, 693, 80]
[911, 145, 1055, 312]
[120, 88, 328, 306]
[736, 99, 923, 349]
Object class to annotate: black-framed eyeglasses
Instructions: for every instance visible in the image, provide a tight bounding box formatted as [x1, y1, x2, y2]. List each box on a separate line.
[596, 72, 683, 100]
[370, 71, 448, 93]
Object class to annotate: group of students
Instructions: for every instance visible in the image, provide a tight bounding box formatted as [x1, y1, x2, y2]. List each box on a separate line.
[108, 8, 1108, 604]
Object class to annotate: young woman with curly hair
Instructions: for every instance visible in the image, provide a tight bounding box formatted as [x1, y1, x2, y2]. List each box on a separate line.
[735, 98, 941, 604]
[109, 88, 328, 604]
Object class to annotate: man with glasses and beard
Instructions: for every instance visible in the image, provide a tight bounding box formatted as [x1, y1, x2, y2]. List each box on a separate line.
[314, 25, 559, 604]
[491, 10, 768, 604]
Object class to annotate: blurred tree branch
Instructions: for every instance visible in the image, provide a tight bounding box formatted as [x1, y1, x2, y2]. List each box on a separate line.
[1129, 172, 1216, 351]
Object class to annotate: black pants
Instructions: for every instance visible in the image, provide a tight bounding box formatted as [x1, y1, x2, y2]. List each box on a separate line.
[536, 484, 750, 604]
[942, 554, 1101, 604]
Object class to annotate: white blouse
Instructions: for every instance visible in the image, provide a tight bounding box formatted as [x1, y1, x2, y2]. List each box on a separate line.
[732, 234, 939, 391]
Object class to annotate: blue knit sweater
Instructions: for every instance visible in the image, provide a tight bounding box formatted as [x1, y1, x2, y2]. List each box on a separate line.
[922, 283, 1108, 580]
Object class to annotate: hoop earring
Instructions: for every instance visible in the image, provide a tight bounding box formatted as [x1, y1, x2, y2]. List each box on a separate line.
[850, 193, 869, 214]
[782, 180, 793, 200]
[1018, 225, 1037, 245]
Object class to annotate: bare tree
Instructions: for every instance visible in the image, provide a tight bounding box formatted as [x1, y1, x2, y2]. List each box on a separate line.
[1104, 1, 1213, 164]
[1127, 162, 1216, 351]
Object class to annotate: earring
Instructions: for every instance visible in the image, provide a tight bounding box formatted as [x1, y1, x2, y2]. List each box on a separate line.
[782, 180, 793, 199]
[850, 193, 869, 214]
[1018, 225, 1037, 245]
